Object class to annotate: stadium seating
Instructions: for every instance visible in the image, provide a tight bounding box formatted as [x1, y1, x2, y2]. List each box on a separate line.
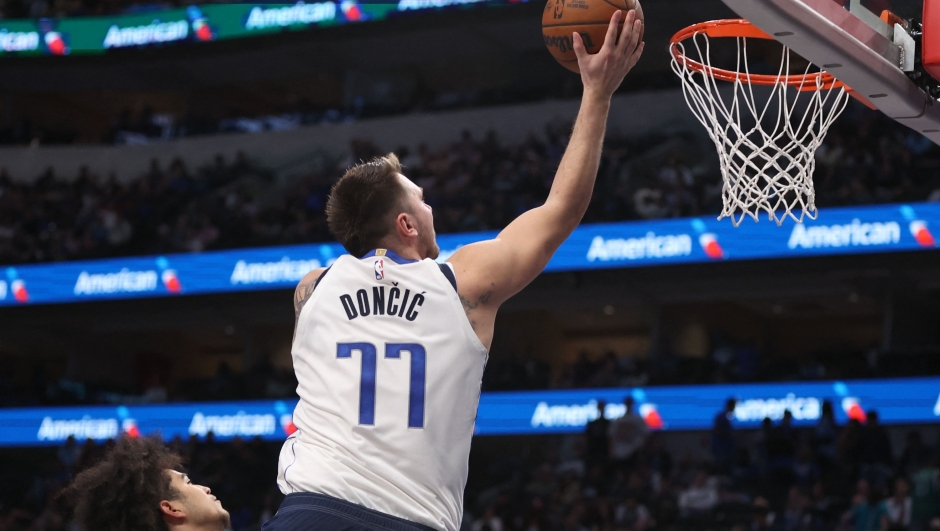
[2, 101, 938, 267]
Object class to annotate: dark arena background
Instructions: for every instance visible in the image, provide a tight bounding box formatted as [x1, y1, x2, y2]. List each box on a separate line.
[1, 1, 940, 530]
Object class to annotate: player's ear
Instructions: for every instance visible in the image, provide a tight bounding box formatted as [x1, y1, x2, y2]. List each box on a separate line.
[394, 212, 418, 238]
[160, 499, 187, 522]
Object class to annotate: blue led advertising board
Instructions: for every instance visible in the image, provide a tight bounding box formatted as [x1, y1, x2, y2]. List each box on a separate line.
[1, 377, 937, 447]
[0, 1, 529, 57]
[0, 202, 937, 307]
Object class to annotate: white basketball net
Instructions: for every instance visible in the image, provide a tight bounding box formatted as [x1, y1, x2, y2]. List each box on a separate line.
[671, 30, 851, 225]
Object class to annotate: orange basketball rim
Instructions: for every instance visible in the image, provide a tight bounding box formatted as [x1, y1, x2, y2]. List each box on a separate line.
[670, 19, 847, 92]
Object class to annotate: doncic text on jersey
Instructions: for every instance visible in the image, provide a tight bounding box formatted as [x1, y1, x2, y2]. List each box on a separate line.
[339, 285, 425, 322]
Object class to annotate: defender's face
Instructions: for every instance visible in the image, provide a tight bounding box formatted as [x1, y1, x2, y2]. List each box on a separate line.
[397, 174, 439, 259]
[166, 471, 231, 529]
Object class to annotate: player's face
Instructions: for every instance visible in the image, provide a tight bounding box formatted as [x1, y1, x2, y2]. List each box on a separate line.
[166, 470, 231, 530]
[397, 174, 439, 259]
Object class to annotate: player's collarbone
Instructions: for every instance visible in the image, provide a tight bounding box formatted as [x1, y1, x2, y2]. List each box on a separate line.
[339, 285, 425, 322]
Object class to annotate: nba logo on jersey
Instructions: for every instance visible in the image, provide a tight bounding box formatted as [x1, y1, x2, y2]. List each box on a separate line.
[374, 259, 385, 280]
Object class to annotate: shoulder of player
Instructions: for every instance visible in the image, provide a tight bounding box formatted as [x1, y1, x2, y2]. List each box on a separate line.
[447, 239, 514, 298]
[292, 267, 327, 332]
[446, 243, 502, 315]
[447, 239, 506, 274]
[297, 267, 327, 291]
[294, 267, 327, 309]
[294, 267, 328, 306]
[447, 242, 487, 285]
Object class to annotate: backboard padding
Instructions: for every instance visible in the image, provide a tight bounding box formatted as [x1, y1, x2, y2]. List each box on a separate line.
[722, 0, 940, 143]
[923, 0, 940, 82]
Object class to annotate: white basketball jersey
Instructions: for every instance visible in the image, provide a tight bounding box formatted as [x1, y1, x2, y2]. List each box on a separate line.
[277, 250, 488, 531]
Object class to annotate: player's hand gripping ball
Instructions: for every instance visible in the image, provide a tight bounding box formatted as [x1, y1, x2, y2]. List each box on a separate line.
[542, 0, 645, 73]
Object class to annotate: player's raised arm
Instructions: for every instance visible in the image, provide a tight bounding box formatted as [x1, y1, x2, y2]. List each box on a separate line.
[448, 9, 644, 347]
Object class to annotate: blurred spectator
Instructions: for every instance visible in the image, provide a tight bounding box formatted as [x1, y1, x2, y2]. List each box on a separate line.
[898, 431, 932, 477]
[811, 481, 838, 529]
[841, 418, 866, 477]
[912, 459, 940, 530]
[750, 496, 776, 530]
[472, 505, 504, 531]
[525, 462, 558, 499]
[609, 397, 649, 471]
[642, 432, 673, 483]
[882, 477, 913, 531]
[780, 485, 811, 531]
[589, 352, 623, 388]
[712, 398, 737, 473]
[767, 410, 798, 483]
[814, 400, 839, 470]
[843, 479, 886, 531]
[141, 373, 168, 403]
[56, 435, 80, 473]
[755, 417, 774, 470]
[585, 400, 610, 469]
[678, 469, 718, 518]
[860, 410, 894, 488]
[793, 445, 820, 488]
[612, 495, 652, 531]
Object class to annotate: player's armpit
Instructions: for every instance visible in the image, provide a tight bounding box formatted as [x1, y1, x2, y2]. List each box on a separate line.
[447, 210, 564, 349]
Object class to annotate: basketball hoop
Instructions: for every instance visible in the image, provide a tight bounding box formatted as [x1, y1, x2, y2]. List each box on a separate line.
[670, 19, 851, 226]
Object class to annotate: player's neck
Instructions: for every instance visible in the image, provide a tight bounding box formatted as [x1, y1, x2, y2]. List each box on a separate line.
[375, 240, 423, 262]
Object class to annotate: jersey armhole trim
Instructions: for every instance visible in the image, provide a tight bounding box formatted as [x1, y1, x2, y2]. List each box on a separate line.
[313, 266, 332, 290]
[438, 262, 457, 292]
[439, 260, 487, 356]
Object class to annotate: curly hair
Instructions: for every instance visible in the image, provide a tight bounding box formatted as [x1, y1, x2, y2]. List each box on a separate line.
[64, 435, 183, 531]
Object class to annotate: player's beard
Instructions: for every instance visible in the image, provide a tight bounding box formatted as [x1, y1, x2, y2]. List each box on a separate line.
[424, 232, 440, 260]
[421, 221, 440, 259]
[208, 503, 231, 531]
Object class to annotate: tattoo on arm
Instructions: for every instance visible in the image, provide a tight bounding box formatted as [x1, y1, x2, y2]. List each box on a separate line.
[293, 281, 317, 329]
[459, 294, 479, 330]
[459, 285, 494, 331]
[459, 294, 479, 312]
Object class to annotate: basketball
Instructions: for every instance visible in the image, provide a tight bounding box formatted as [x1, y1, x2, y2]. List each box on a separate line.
[542, 0, 645, 73]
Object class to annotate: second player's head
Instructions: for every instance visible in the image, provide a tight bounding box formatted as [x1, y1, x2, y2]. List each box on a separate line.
[326, 153, 439, 260]
[65, 435, 230, 531]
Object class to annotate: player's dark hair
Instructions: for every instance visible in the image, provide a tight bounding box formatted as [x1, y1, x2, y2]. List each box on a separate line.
[326, 153, 408, 257]
[64, 435, 182, 531]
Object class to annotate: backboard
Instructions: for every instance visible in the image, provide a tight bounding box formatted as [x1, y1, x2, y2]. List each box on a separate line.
[721, 0, 940, 145]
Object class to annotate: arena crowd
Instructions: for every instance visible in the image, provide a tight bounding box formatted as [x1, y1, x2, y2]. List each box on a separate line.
[4, 339, 938, 409]
[1, 401, 937, 531]
[2, 104, 938, 267]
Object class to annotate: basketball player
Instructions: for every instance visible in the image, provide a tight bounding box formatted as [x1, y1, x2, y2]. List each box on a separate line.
[65, 435, 231, 531]
[265, 10, 644, 531]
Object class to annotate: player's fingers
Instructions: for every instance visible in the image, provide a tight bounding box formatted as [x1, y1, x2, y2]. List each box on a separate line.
[627, 41, 645, 67]
[602, 10, 622, 52]
[623, 18, 642, 56]
[616, 9, 636, 54]
[572, 31, 588, 63]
